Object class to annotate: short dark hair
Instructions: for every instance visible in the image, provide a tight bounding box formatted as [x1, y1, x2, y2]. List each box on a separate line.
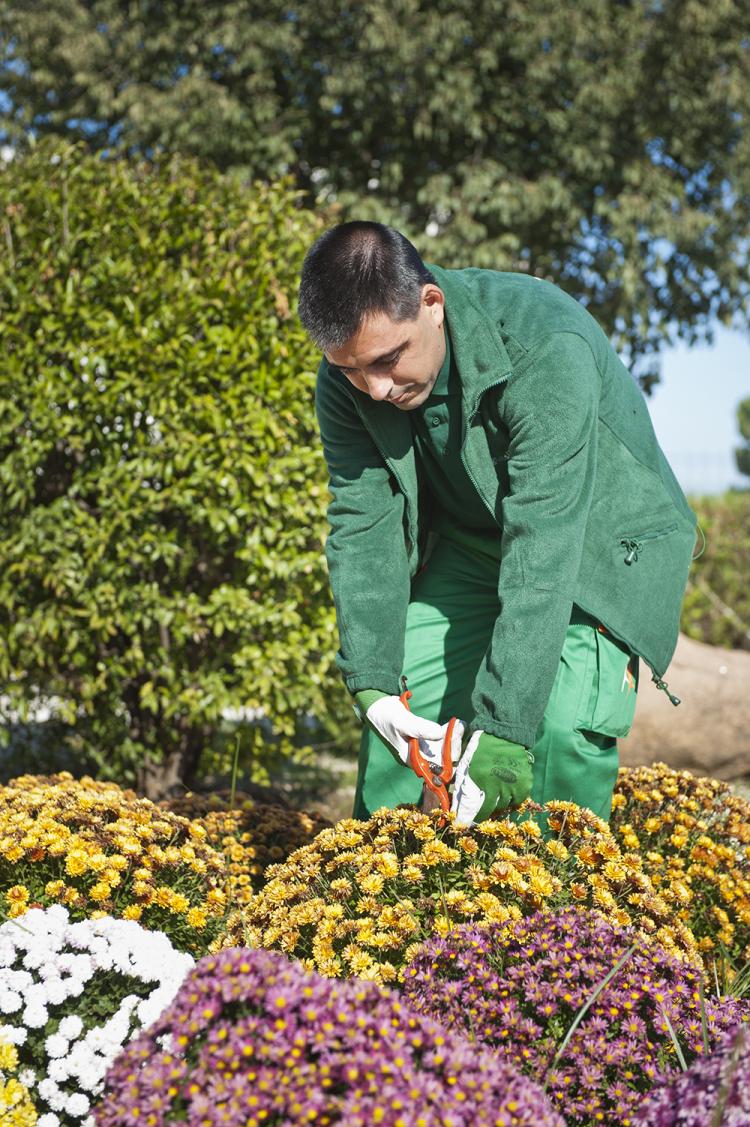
[298, 221, 435, 350]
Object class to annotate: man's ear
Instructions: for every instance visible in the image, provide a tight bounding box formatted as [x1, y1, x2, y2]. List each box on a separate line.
[422, 284, 445, 326]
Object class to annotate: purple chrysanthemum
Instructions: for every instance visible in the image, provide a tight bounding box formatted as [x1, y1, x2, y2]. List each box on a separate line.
[402, 908, 749, 1126]
[93, 946, 564, 1126]
[632, 1024, 750, 1126]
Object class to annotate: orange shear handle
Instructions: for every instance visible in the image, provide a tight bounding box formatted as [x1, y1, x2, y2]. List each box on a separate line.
[399, 681, 457, 814]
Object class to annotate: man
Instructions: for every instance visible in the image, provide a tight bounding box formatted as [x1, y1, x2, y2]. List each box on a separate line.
[298, 221, 696, 825]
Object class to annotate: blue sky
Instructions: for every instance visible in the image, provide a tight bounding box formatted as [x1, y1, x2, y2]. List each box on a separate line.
[646, 327, 750, 496]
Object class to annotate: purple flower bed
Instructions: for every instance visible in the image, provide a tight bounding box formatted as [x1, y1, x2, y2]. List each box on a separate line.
[633, 1024, 750, 1126]
[93, 946, 564, 1126]
[402, 908, 749, 1126]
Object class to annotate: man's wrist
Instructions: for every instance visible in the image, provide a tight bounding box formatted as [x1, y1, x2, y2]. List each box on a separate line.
[353, 688, 390, 721]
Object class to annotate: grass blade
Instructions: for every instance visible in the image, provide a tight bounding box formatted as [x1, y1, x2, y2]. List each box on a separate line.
[546, 942, 638, 1082]
[660, 1005, 688, 1071]
[698, 977, 711, 1056]
[229, 732, 241, 810]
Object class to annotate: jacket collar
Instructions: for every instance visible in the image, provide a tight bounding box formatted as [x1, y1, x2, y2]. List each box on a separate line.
[428, 265, 512, 418]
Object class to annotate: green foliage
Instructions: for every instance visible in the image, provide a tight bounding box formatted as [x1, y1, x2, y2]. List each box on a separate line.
[735, 396, 750, 479]
[0, 141, 348, 789]
[2, 0, 750, 384]
[681, 492, 750, 651]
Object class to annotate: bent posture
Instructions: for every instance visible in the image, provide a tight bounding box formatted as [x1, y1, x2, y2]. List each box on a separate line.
[298, 222, 695, 825]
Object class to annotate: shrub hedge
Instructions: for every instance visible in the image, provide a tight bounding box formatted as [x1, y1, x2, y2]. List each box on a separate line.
[0, 142, 347, 791]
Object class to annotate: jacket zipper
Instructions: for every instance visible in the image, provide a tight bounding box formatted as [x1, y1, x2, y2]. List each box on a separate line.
[620, 523, 678, 565]
[460, 381, 509, 521]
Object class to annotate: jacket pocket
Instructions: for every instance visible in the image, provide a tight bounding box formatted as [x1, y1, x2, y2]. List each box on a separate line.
[576, 627, 639, 739]
[619, 523, 678, 566]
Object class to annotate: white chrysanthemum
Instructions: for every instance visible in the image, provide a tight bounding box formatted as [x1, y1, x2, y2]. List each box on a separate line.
[22, 1003, 49, 1028]
[45, 904, 69, 924]
[137, 986, 174, 1028]
[38, 1076, 66, 1111]
[0, 988, 22, 1013]
[47, 1058, 69, 1083]
[67, 954, 95, 980]
[66, 1092, 90, 1116]
[23, 982, 49, 1008]
[0, 906, 194, 1118]
[45, 1032, 69, 1058]
[59, 1014, 84, 1039]
[65, 978, 86, 999]
[0, 1022, 27, 1046]
[0, 938, 16, 963]
[44, 978, 69, 1006]
[18, 1067, 36, 1087]
[23, 944, 51, 971]
[38, 960, 64, 980]
[2, 968, 34, 993]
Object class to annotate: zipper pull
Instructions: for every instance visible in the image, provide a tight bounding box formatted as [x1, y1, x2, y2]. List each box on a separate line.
[622, 539, 642, 565]
[652, 674, 681, 707]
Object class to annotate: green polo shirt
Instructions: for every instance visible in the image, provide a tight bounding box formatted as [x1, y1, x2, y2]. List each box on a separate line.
[411, 326, 499, 540]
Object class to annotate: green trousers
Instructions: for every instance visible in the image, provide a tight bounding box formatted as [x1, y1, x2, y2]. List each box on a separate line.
[353, 531, 638, 822]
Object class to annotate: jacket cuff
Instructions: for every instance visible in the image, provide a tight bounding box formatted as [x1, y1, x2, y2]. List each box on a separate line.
[472, 714, 533, 748]
[345, 671, 401, 697]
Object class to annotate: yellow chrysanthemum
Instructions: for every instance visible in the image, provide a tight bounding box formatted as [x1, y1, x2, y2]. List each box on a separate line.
[0, 773, 228, 950]
[612, 763, 750, 973]
[186, 907, 208, 928]
[219, 802, 696, 982]
[0, 1040, 18, 1070]
[5, 886, 29, 905]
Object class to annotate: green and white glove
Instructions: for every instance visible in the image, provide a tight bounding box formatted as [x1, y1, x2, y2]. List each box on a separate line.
[451, 731, 534, 825]
[354, 690, 464, 770]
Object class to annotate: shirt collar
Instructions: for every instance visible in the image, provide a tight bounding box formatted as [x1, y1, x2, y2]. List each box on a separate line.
[427, 322, 452, 399]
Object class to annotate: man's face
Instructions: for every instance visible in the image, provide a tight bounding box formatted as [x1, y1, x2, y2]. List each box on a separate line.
[324, 284, 446, 411]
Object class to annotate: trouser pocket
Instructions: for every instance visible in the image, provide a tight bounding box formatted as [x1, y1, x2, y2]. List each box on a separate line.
[576, 626, 639, 739]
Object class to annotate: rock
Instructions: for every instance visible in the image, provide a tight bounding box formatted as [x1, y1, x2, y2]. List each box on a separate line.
[621, 633, 750, 781]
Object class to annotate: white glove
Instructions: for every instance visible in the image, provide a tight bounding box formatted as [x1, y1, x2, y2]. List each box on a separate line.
[365, 696, 464, 770]
[451, 730, 486, 825]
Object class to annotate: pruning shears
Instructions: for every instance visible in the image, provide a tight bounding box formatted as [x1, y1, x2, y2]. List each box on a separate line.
[399, 676, 458, 814]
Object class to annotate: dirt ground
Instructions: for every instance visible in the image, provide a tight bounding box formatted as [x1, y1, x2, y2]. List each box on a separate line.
[622, 632, 750, 783]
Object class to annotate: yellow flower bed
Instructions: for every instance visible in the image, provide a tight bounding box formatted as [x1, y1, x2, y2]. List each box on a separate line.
[224, 802, 698, 984]
[0, 1039, 37, 1126]
[611, 763, 750, 975]
[161, 790, 330, 901]
[0, 773, 228, 952]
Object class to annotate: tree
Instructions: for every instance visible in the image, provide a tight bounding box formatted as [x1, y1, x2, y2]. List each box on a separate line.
[735, 396, 750, 480]
[2, 0, 749, 386]
[681, 492, 750, 651]
[0, 141, 342, 794]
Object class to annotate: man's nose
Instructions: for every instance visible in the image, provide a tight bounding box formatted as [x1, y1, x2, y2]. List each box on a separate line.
[364, 372, 393, 401]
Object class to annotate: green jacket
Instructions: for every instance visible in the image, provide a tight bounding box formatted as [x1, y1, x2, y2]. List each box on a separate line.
[315, 266, 696, 747]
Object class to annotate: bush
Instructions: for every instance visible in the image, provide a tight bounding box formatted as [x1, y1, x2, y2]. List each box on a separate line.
[403, 910, 748, 1127]
[0, 905, 194, 1124]
[0, 141, 344, 793]
[681, 492, 750, 651]
[611, 764, 750, 978]
[93, 947, 565, 1127]
[0, 773, 227, 952]
[227, 804, 697, 984]
[160, 790, 331, 900]
[633, 1025, 750, 1127]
